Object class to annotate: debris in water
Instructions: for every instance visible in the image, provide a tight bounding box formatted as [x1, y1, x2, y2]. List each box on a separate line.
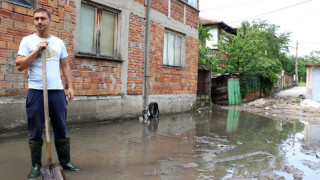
[217, 144, 229, 148]
[183, 163, 199, 168]
[71, 127, 79, 133]
[213, 151, 272, 163]
[236, 142, 243, 145]
[171, 115, 178, 120]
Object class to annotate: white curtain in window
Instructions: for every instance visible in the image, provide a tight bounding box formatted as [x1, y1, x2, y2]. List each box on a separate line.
[100, 11, 116, 56]
[79, 5, 95, 53]
[163, 31, 183, 66]
[168, 33, 175, 66]
[163, 32, 168, 64]
[175, 36, 182, 66]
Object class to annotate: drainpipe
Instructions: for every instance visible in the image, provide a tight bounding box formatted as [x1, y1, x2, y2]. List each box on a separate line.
[143, 0, 151, 115]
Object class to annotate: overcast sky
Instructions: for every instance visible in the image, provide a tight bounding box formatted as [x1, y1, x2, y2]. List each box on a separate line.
[199, 0, 320, 57]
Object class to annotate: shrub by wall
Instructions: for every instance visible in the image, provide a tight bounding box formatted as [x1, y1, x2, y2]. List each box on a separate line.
[240, 76, 261, 96]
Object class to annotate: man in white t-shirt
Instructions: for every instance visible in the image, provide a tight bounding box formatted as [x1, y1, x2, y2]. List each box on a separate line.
[16, 8, 81, 178]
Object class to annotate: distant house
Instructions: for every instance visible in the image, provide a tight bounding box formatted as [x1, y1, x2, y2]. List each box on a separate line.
[275, 70, 293, 90]
[306, 63, 320, 101]
[200, 17, 237, 58]
[197, 18, 239, 105]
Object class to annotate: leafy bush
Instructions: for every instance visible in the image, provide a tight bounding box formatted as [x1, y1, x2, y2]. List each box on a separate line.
[240, 76, 261, 95]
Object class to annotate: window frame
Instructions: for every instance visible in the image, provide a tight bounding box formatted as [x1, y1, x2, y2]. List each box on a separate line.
[76, 1, 120, 61]
[4, 0, 36, 8]
[163, 30, 186, 68]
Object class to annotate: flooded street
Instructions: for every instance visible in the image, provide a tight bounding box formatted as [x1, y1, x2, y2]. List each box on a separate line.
[1, 107, 320, 180]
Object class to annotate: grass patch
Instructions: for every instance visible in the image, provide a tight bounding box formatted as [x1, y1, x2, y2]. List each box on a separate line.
[299, 81, 306, 86]
[171, 115, 178, 120]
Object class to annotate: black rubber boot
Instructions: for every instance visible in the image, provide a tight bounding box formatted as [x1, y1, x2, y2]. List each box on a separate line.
[27, 140, 43, 178]
[55, 137, 81, 172]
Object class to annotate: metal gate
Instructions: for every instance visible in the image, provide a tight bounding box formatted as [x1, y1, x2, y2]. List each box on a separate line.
[228, 78, 241, 106]
[197, 69, 211, 106]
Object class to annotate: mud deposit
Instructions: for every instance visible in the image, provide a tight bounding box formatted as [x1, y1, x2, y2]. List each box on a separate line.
[0, 108, 320, 179]
[229, 97, 320, 124]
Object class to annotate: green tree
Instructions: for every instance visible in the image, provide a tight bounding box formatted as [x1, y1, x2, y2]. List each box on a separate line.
[297, 51, 320, 82]
[198, 21, 214, 70]
[304, 51, 320, 63]
[279, 54, 295, 75]
[298, 57, 307, 82]
[215, 20, 291, 94]
[198, 21, 212, 46]
[198, 21, 225, 72]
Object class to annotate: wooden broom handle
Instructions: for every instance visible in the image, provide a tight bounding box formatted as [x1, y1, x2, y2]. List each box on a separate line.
[41, 49, 51, 159]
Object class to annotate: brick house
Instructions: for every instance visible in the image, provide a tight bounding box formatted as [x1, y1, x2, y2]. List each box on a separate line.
[0, 0, 199, 130]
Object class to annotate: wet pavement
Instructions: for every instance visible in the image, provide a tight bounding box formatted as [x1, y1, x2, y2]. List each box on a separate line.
[274, 86, 307, 98]
[1, 107, 320, 180]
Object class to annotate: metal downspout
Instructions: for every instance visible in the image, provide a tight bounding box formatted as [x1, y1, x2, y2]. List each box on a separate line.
[144, 0, 151, 112]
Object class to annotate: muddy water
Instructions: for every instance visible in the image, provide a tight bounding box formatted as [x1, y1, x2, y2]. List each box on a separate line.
[0, 108, 320, 180]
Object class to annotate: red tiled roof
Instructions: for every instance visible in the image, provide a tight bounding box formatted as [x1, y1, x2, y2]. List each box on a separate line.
[199, 16, 237, 35]
[200, 17, 222, 25]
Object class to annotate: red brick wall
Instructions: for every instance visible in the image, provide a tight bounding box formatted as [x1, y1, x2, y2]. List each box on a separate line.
[127, 13, 145, 95]
[185, 36, 199, 94]
[72, 59, 122, 96]
[134, 0, 169, 16]
[151, 0, 168, 16]
[243, 91, 260, 100]
[0, 1, 35, 96]
[147, 21, 198, 94]
[148, 21, 165, 94]
[186, 5, 198, 28]
[0, 0, 77, 96]
[133, 0, 145, 5]
[1, 0, 199, 97]
[284, 73, 293, 88]
[170, 0, 184, 23]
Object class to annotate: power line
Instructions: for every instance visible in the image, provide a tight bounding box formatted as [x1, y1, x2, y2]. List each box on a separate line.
[290, 11, 320, 20]
[200, 0, 260, 12]
[299, 42, 320, 44]
[228, 0, 312, 24]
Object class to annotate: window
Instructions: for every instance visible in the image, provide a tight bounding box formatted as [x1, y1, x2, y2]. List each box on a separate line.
[78, 3, 118, 58]
[188, 0, 197, 9]
[222, 37, 230, 43]
[163, 30, 185, 67]
[207, 28, 218, 49]
[4, 0, 35, 8]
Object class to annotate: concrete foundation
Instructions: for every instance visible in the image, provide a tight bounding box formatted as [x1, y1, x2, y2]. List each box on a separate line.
[0, 94, 196, 131]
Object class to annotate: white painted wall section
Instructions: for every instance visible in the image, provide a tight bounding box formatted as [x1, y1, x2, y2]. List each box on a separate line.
[206, 28, 218, 49]
[312, 68, 320, 101]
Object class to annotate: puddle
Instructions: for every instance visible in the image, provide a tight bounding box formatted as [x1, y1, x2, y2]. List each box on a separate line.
[194, 108, 320, 179]
[0, 108, 320, 179]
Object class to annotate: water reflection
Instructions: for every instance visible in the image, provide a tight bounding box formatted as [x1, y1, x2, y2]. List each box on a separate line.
[1, 108, 320, 179]
[194, 108, 320, 179]
[146, 118, 159, 133]
[226, 110, 240, 133]
[304, 123, 320, 143]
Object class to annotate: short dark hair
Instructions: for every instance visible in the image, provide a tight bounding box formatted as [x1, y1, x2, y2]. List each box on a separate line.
[33, 8, 51, 19]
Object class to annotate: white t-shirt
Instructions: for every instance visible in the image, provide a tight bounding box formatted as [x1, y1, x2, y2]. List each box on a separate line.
[18, 34, 68, 90]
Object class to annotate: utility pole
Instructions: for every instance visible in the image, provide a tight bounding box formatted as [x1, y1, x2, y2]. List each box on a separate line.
[295, 40, 299, 85]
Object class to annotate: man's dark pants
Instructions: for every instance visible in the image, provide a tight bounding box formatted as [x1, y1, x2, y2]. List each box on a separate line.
[26, 89, 67, 140]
